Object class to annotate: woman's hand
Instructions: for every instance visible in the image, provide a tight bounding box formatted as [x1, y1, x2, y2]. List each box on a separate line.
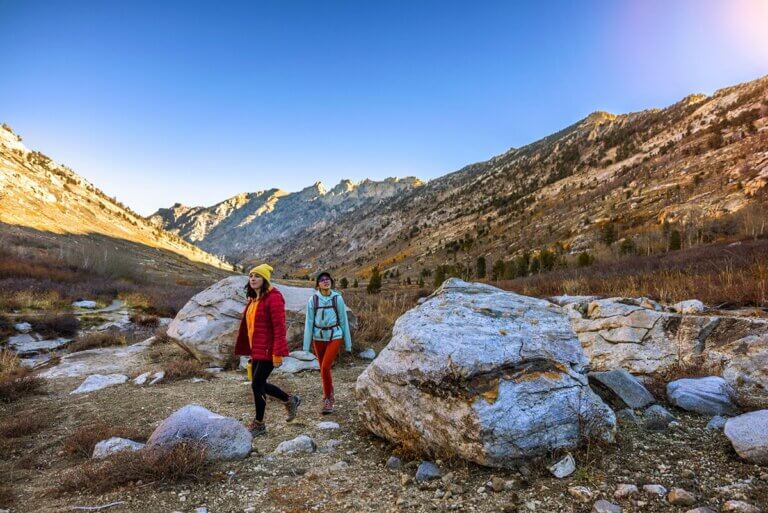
[272, 355, 283, 367]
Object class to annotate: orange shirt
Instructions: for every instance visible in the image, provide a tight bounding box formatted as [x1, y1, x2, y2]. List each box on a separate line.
[245, 298, 260, 348]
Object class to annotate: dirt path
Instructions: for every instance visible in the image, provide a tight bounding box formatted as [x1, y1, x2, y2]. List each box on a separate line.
[1, 360, 766, 513]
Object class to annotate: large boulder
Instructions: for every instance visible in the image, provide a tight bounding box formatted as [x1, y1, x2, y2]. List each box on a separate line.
[588, 369, 655, 409]
[356, 279, 616, 468]
[42, 339, 152, 379]
[667, 376, 739, 416]
[167, 276, 355, 365]
[146, 404, 252, 461]
[724, 409, 768, 465]
[706, 334, 768, 407]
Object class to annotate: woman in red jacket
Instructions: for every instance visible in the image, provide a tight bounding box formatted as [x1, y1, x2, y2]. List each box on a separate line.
[234, 264, 301, 435]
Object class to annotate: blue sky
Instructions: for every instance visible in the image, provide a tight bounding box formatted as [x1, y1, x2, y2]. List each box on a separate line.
[1, 0, 767, 215]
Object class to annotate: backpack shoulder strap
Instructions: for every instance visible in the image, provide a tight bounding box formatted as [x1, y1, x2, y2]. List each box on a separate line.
[331, 295, 340, 322]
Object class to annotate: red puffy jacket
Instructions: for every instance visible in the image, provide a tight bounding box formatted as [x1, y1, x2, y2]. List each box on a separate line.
[234, 287, 290, 361]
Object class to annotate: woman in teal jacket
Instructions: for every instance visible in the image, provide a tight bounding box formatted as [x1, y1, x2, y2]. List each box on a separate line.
[303, 271, 352, 414]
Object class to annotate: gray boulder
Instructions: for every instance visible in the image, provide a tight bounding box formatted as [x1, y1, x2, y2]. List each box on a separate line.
[356, 279, 616, 468]
[42, 339, 152, 379]
[146, 404, 252, 461]
[588, 369, 655, 409]
[272, 353, 320, 375]
[706, 415, 728, 431]
[71, 374, 128, 395]
[643, 404, 675, 431]
[672, 300, 705, 315]
[14, 322, 32, 333]
[274, 435, 317, 455]
[724, 409, 768, 465]
[358, 348, 376, 360]
[92, 437, 145, 459]
[667, 376, 739, 416]
[415, 461, 441, 482]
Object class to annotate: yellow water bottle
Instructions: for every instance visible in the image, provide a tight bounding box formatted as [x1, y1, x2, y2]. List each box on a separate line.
[246, 358, 253, 381]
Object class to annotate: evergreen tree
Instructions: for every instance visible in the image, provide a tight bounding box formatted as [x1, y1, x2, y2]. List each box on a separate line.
[339, 277, 349, 289]
[669, 230, 682, 251]
[367, 266, 382, 294]
[476, 256, 487, 279]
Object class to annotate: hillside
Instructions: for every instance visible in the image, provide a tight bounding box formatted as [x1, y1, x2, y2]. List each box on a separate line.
[0, 124, 234, 274]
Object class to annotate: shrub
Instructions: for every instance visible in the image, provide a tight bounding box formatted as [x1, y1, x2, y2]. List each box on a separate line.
[0, 409, 54, 438]
[367, 266, 382, 294]
[577, 252, 594, 267]
[0, 368, 45, 403]
[58, 442, 209, 494]
[68, 331, 126, 352]
[162, 358, 207, 382]
[31, 314, 80, 338]
[130, 313, 160, 328]
[64, 421, 149, 458]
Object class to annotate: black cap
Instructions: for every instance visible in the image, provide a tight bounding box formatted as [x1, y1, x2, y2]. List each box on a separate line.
[315, 271, 334, 288]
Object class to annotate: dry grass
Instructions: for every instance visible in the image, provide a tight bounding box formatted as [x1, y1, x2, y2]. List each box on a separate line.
[69, 331, 126, 352]
[0, 348, 20, 375]
[498, 239, 768, 307]
[64, 421, 149, 459]
[30, 314, 80, 338]
[162, 358, 208, 382]
[130, 313, 160, 328]
[0, 485, 14, 508]
[58, 441, 210, 494]
[343, 288, 418, 351]
[0, 409, 55, 438]
[0, 367, 46, 403]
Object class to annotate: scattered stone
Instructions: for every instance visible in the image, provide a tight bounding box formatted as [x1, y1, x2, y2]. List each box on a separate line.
[273, 355, 320, 375]
[190, 377, 207, 383]
[667, 488, 696, 506]
[643, 404, 676, 431]
[643, 484, 667, 495]
[92, 437, 145, 459]
[592, 499, 622, 513]
[72, 299, 98, 309]
[672, 300, 705, 315]
[329, 461, 349, 471]
[274, 435, 317, 455]
[317, 421, 340, 430]
[133, 372, 151, 385]
[589, 369, 655, 409]
[149, 371, 165, 385]
[616, 408, 640, 425]
[386, 456, 402, 470]
[614, 484, 638, 499]
[490, 476, 506, 493]
[13, 322, 32, 333]
[358, 348, 376, 360]
[722, 500, 762, 513]
[204, 367, 223, 373]
[8, 334, 71, 356]
[667, 376, 739, 416]
[356, 279, 616, 468]
[724, 409, 768, 464]
[71, 374, 128, 394]
[568, 486, 595, 503]
[685, 508, 717, 513]
[547, 453, 576, 478]
[147, 404, 252, 461]
[415, 461, 441, 482]
[707, 415, 728, 430]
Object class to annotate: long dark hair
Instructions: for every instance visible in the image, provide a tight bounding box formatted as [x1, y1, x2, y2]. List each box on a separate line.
[245, 279, 270, 299]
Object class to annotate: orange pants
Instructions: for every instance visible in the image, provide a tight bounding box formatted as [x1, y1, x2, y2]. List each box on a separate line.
[313, 339, 341, 399]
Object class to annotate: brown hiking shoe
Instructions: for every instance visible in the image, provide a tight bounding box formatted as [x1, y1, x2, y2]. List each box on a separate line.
[249, 418, 266, 436]
[285, 394, 301, 422]
[321, 397, 334, 415]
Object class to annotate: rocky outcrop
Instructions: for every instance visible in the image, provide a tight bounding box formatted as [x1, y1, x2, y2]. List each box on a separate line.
[42, 339, 152, 379]
[167, 276, 354, 365]
[356, 279, 616, 468]
[566, 296, 768, 403]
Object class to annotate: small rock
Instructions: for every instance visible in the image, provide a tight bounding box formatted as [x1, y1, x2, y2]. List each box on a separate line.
[707, 415, 728, 430]
[194, 508, 208, 513]
[386, 456, 402, 470]
[547, 453, 576, 478]
[317, 421, 340, 430]
[672, 299, 705, 315]
[643, 484, 667, 495]
[149, 371, 165, 385]
[592, 499, 622, 513]
[92, 437, 145, 459]
[722, 501, 762, 513]
[667, 376, 739, 416]
[133, 372, 151, 385]
[568, 486, 594, 503]
[329, 461, 349, 471]
[614, 484, 638, 499]
[274, 435, 317, 455]
[204, 367, 223, 373]
[490, 476, 506, 493]
[667, 488, 696, 506]
[400, 474, 412, 486]
[71, 374, 128, 394]
[72, 299, 98, 309]
[415, 461, 441, 482]
[589, 369, 655, 409]
[616, 408, 640, 425]
[190, 377, 207, 383]
[643, 404, 675, 431]
[14, 322, 32, 333]
[244, 507, 257, 513]
[358, 348, 376, 360]
[685, 508, 717, 513]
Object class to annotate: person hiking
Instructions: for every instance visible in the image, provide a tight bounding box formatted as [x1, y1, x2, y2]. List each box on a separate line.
[303, 271, 352, 414]
[234, 263, 301, 435]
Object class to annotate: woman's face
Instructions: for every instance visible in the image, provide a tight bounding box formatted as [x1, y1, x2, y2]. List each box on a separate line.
[249, 273, 264, 290]
[318, 276, 331, 291]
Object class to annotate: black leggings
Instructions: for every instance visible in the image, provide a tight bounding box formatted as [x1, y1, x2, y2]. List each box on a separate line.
[251, 359, 289, 422]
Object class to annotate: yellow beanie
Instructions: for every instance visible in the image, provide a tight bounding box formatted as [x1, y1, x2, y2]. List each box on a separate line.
[248, 263, 273, 283]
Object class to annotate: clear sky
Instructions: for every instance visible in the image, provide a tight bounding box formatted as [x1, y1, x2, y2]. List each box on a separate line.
[1, 0, 767, 216]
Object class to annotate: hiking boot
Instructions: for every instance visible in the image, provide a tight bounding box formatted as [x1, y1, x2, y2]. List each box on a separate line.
[321, 397, 334, 415]
[285, 394, 301, 422]
[249, 418, 266, 436]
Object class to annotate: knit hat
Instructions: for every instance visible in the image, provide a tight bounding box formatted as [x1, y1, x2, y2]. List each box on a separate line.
[248, 263, 273, 284]
[315, 271, 334, 288]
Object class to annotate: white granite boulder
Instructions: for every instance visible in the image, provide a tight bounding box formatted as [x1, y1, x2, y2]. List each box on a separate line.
[724, 409, 768, 465]
[71, 374, 128, 394]
[667, 376, 739, 416]
[356, 279, 616, 468]
[146, 404, 252, 461]
[92, 437, 145, 459]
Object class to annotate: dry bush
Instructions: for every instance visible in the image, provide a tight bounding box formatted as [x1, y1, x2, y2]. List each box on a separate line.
[0, 367, 45, 403]
[0, 315, 14, 340]
[64, 421, 149, 458]
[130, 313, 160, 328]
[0, 409, 54, 438]
[58, 441, 209, 494]
[163, 358, 207, 382]
[0, 288, 67, 310]
[68, 331, 126, 352]
[0, 485, 14, 508]
[343, 288, 417, 351]
[30, 314, 80, 338]
[0, 348, 20, 375]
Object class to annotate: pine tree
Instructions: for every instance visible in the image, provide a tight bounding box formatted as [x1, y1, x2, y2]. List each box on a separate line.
[367, 266, 382, 294]
[476, 256, 486, 279]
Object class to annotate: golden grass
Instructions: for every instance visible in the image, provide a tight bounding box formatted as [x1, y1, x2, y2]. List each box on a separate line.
[64, 421, 149, 459]
[69, 331, 126, 352]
